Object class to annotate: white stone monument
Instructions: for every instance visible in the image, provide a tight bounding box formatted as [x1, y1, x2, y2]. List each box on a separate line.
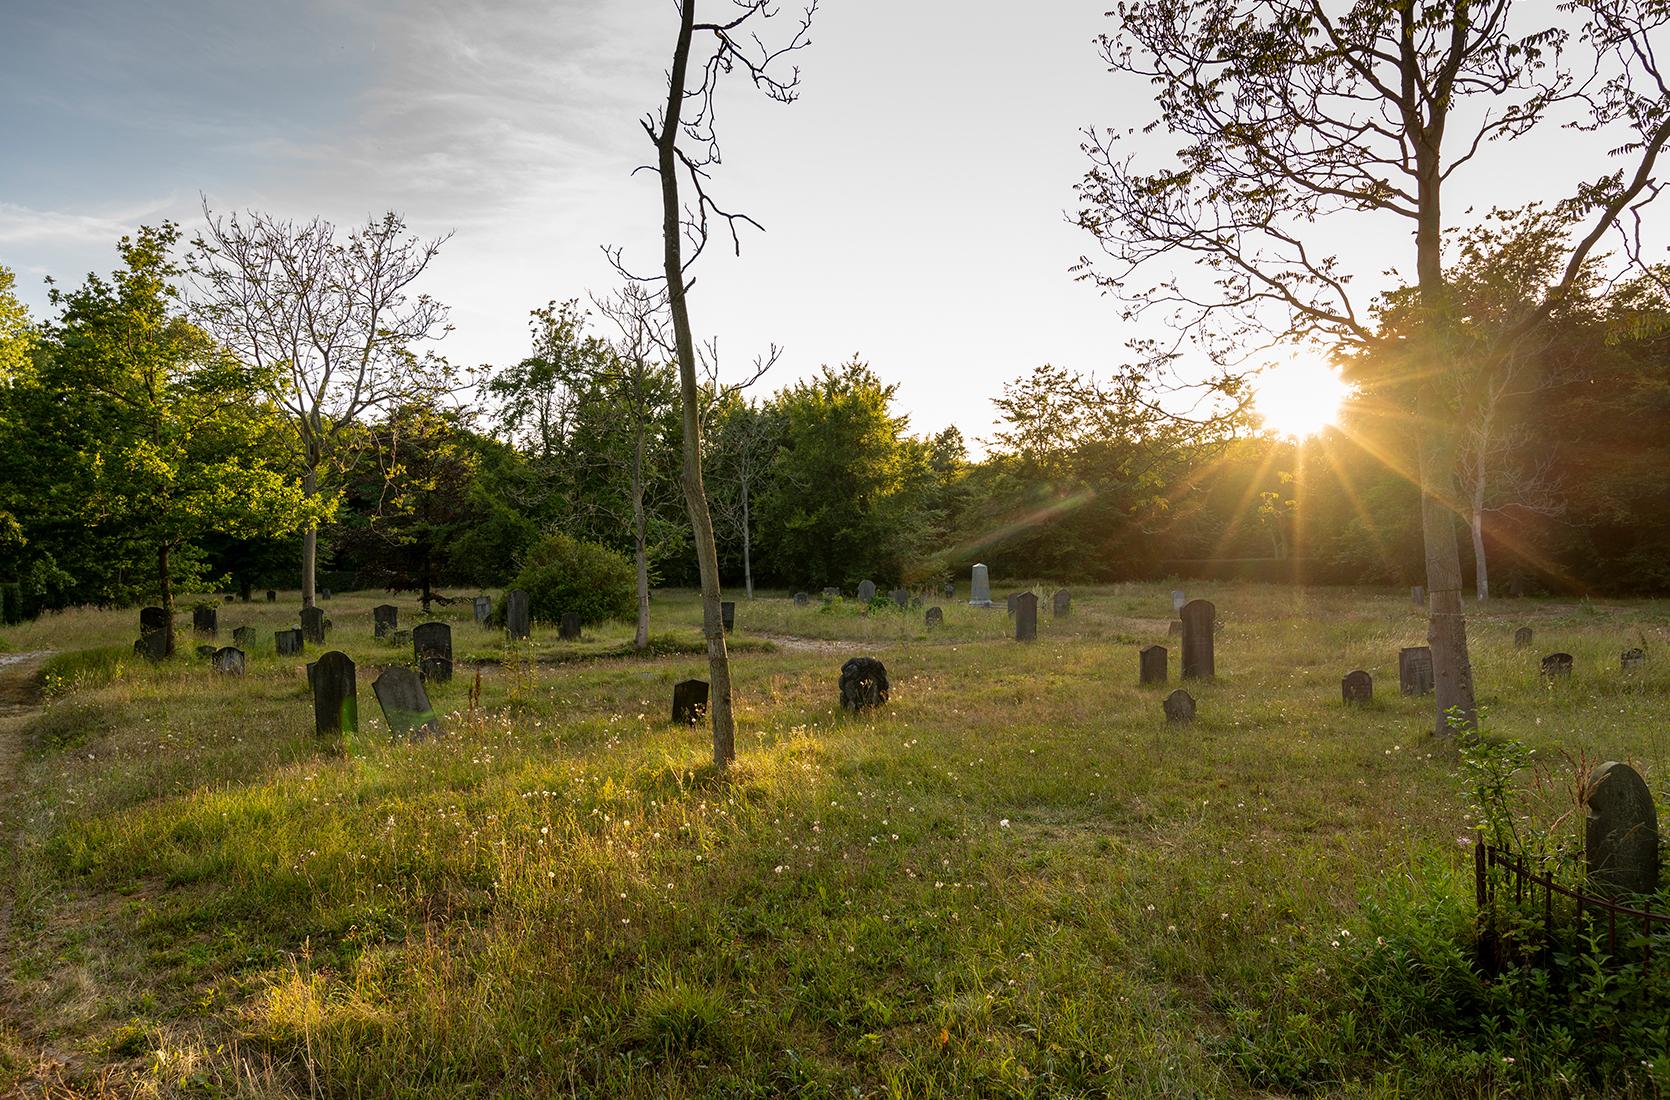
[968, 563, 993, 607]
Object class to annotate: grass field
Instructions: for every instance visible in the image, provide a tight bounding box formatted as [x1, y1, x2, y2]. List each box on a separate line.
[2, 583, 1668, 1097]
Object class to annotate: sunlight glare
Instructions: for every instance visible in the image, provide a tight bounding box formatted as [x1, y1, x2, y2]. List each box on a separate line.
[1253, 358, 1352, 439]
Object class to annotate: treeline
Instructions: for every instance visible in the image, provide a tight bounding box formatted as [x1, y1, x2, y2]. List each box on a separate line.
[2, 221, 1668, 618]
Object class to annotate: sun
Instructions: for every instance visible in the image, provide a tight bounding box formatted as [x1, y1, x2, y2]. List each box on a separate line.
[1252, 357, 1352, 439]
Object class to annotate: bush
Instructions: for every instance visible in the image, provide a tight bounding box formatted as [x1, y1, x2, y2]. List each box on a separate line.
[501, 532, 636, 627]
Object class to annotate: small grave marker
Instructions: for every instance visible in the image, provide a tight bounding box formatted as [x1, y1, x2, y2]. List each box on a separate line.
[1171, 590, 1186, 616]
[942, 581, 955, 598]
[672, 679, 709, 725]
[560, 612, 582, 641]
[925, 606, 943, 628]
[1014, 592, 1038, 642]
[857, 579, 877, 603]
[1053, 589, 1070, 617]
[1514, 626, 1533, 648]
[211, 647, 246, 676]
[265, 589, 276, 603]
[1621, 647, 1646, 674]
[1541, 652, 1573, 681]
[192, 605, 217, 638]
[840, 656, 890, 711]
[1163, 689, 1196, 724]
[301, 606, 326, 644]
[373, 666, 441, 739]
[506, 589, 531, 640]
[473, 595, 492, 624]
[1585, 761, 1659, 898]
[1399, 646, 1434, 696]
[1341, 669, 1373, 704]
[275, 628, 303, 656]
[891, 588, 908, 609]
[137, 607, 173, 661]
[720, 602, 735, 633]
[1139, 645, 1167, 685]
[969, 564, 992, 607]
[413, 621, 452, 683]
[311, 651, 357, 736]
[373, 604, 399, 639]
[232, 626, 257, 649]
[1411, 585, 1425, 605]
[794, 592, 810, 607]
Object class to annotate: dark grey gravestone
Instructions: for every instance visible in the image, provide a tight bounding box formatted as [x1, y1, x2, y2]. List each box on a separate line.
[275, 628, 303, 656]
[321, 588, 332, 600]
[211, 647, 246, 676]
[857, 580, 877, 603]
[1585, 761, 1659, 898]
[265, 589, 276, 603]
[138, 607, 173, 661]
[720, 602, 735, 634]
[390, 629, 410, 648]
[1180, 599, 1215, 679]
[305, 659, 316, 691]
[1014, 592, 1038, 642]
[373, 604, 398, 639]
[1399, 646, 1434, 696]
[943, 581, 955, 598]
[193, 605, 217, 638]
[506, 589, 531, 640]
[232, 626, 257, 650]
[891, 588, 908, 609]
[794, 592, 810, 607]
[1514, 626, 1533, 649]
[373, 666, 440, 739]
[311, 650, 357, 736]
[559, 612, 582, 641]
[1541, 652, 1573, 681]
[413, 621, 452, 683]
[1053, 590, 1070, 618]
[925, 606, 943, 628]
[1139, 645, 1167, 685]
[1411, 585, 1425, 605]
[1341, 670, 1373, 705]
[672, 678, 709, 725]
[1164, 689, 1195, 724]
[1622, 647, 1646, 674]
[473, 595, 492, 624]
[301, 606, 326, 644]
[238, 580, 251, 603]
[840, 657, 890, 711]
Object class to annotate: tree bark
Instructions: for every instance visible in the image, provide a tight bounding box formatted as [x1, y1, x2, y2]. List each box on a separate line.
[1417, 433, 1477, 735]
[660, 0, 736, 767]
[633, 430, 650, 651]
[741, 479, 753, 600]
[1471, 464, 1490, 602]
[301, 465, 319, 610]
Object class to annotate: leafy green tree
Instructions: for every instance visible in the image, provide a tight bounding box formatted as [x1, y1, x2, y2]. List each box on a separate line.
[501, 531, 636, 627]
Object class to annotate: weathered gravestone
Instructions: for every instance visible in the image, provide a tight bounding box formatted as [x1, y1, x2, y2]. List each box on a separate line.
[373, 666, 441, 739]
[506, 589, 531, 640]
[969, 564, 992, 607]
[1180, 599, 1215, 679]
[1514, 626, 1534, 649]
[473, 595, 492, 625]
[672, 678, 709, 725]
[311, 650, 357, 736]
[1541, 652, 1574, 681]
[1585, 761, 1659, 898]
[232, 626, 257, 650]
[822, 587, 840, 602]
[925, 606, 943, 628]
[720, 602, 735, 633]
[560, 612, 582, 641]
[1341, 669, 1373, 705]
[1163, 689, 1196, 724]
[1139, 645, 1167, 685]
[137, 607, 173, 661]
[942, 581, 955, 598]
[857, 580, 877, 603]
[373, 604, 399, 639]
[1014, 592, 1038, 642]
[1622, 647, 1646, 674]
[265, 589, 276, 603]
[195, 643, 216, 659]
[211, 647, 246, 676]
[1411, 585, 1425, 605]
[321, 588, 332, 600]
[840, 656, 890, 711]
[794, 592, 810, 607]
[390, 629, 410, 648]
[275, 628, 304, 656]
[192, 605, 217, 638]
[1171, 590, 1186, 616]
[891, 588, 908, 609]
[413, 621, 452, 683]
[1052, 590, 1070, 618]
[1399, 646, 1434, 696]
[301, 606, 326, 644]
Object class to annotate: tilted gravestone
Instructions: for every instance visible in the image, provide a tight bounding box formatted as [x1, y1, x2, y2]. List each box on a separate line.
[275, 628, 304, 656]
[1541, 652, 1574, 681]
[1411, 585, 1425, 605]
[1341, 670, 1373, 705]
[857, 579, 877, 603]
[560, 612, 582, 641]
[1585, 761, 1659, 898]
[720, 602, 735, 633]
[311, 650, 357, 736]
[1053, 589, 1070, 618]
[840, 657, 890, 711]
[301, 606, 326, 644]
[192, 605, 217, 638]
[969, 564, 993, 607]
[232, 626, 257, 650]
[1622, 647, 1646, 674]
[794, 592, 810, 607]
[473, 595, 492, 625]
[374, 604, 399, 639]
[137, 607, 173, 661]
[1014, 592, 1038, 642]
[1180, 599, 1215, 679]
[1171, 590, 1186, 616]
[672, 678, 709, 725]
[1163, 689, 1196, 724]
[891, 588, 908, 609]
[506, 589, 531, 640]
[413, 621, 453, 684]
[265, 589, 276, 603]
[925, 606, 943, 628]
[373, 666, 440, 739]
[1139, 644, 1167, 685]
[1514, 626, 1533, 648]
[211, 647, 246, 676]
[1399, 646, 1434, 696]
[942, 581, 955, 598]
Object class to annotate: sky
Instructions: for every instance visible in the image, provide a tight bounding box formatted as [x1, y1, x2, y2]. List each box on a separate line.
[1, 1, 1661, 449]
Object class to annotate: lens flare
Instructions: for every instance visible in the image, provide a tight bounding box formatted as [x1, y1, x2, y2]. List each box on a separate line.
[1253, 358, 1351, 438]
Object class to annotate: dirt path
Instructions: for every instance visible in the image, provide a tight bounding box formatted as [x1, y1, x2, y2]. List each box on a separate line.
[0, 650, 56, 1085]
[750, 632, 894, 654]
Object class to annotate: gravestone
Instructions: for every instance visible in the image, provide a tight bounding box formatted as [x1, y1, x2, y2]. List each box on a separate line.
[372, 666, 441, 739]
[560, 612, 582, 641]
[969, 564, 993, 607]
[891, 588, 908, 609]
[840, 656, 890, 711]
[232, 626, 257, 650]
[301, 606, 326, 644]
[265, 589, 276, 603]
[506, 589, 531, 640]
[373, 604, 399, 639]
[321, 588, 332, 600]
[1164, 689, 1196, 724]
[473, 595, 492, 625]
[305, 659, 317, 691]
[275, 628, 303, 656]
[237, 580, 252, 603]
[1514, 626, 1533, 649]
[1621, 647, 1646, 674]
[822, 587, 840, 602]
[1167, 620, 1182, 637]
[1412, 585, 1425, 605]
[1180, 599, 1215, 679]
[311, 650, 357, 736]
[1398, 646, 1434, 695]
[1053, 590, 1070, 618]
[195, 643, 216, 659]
[720, 602, 735, 633]
[1014, 592, 1038, 642]
[857, 580, 877, 603]
[1341, 670, 1373, 705]
[1541, 652, 1573, 681]
[413, 621, 452, 684]
[794, 592, 810, 607]
[211, 647, 246, 676]
[1585, 761, 1659, 898]
[1006, 592, 1020, 615]
[137, 607, 173, 661]
[925, 606, 943, 628]
[193, 605, 217, 638]
[1171, 590, 1186, 616]
[1140, 645, 1167, 685]
[943, 581, 955, 598]
[672, 678, 709, 725]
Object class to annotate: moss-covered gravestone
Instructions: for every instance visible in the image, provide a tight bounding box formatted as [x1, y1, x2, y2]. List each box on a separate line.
[857, 580, 877, 603]
[373, 666, 440, 740]
[1585, 761, 1659, 898]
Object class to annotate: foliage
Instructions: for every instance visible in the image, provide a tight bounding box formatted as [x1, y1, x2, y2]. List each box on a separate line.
[501, 531, 636, 626]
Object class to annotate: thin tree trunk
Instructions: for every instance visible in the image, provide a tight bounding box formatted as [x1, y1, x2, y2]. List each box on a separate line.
[158, 543, 172, 613]
[1471, 465, 1490, 601]
[1418, 434, 1477, 735]
[301, 466, 319, 609]
[659, 0, 735, 767]
[741, 479, 753, 599]
[633, 431, 650, 651]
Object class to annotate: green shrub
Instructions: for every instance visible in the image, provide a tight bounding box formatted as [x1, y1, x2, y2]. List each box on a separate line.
[501, 532, 636, 627]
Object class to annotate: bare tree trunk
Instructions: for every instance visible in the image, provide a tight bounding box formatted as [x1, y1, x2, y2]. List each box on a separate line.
[633, 433, 650, 651]
[301, 466, 319, 610]
[1418, 435, 1477, 736]
[1471, 463, 1490, 601]
[741, 479, 753, 600]
[660, 0, 735, 767]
